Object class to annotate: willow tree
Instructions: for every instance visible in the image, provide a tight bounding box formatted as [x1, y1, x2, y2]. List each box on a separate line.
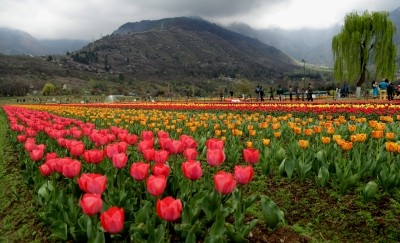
[332, 11, 397, 88]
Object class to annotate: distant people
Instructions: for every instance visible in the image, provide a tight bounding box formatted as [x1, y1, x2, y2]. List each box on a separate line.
[307, 83, 313, 102]
[335, 87, 341, 100]
[255, 85, 261, 101]
[296, 87, 300, 101]
[378, 79, 389, 100]
[396, 84, 400, 97]
[259, 86, 265, 101]
[277, 85, 283, 101]
[219, 91, 224, 101]
[343, 84, 349, 97]
[229, 90, 234, 98]
[269, 87, 274, 100]
[302, 88, 306, 101]
[371, 80, 379, 99]
[387, 82, 395, 101]
[288, 85, 293, 101]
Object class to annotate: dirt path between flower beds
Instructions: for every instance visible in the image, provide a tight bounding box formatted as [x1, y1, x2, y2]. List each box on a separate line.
[0, 109, 51, 242]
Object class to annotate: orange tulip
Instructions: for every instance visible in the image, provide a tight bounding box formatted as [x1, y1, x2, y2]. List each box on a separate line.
[262, 138, 271, 146]
[340, 141, 353, 151]
[348, 125, 356, 133]
[304, 128, 314, 136]
[371, 130, 383, 139]
[385, 142, 398, 152]
[299, 140, 309, 149]
[321, 136, 331, 144]
[326, 127, 335, 134]
[274, 132, 281, 138]
[385, 132, 395, 140]
[313, 126, 322, 133]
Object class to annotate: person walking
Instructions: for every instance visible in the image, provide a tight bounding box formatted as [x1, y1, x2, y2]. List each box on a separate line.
[229, 90, 234, 98]
[307, 83, 313, 102]
[371, 80, 379, 99]
[387, 82, 395, 101]
[378, 79, 389, 100]
[277, 85, 283, 101]
[288, 85, 293, 101]
[269, 87, 274, 101]
[259, 86, 265, 101]
[296, 87, 300, 101]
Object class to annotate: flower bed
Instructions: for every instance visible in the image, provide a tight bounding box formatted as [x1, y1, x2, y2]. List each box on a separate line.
[4, 102, 400, 242]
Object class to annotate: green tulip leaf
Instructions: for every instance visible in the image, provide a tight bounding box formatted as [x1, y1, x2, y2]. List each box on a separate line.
[363, 181, 378, 202]
[260, 196, 284, 230]
[225, 223, 248, 243]
[50, 221, 68, 240]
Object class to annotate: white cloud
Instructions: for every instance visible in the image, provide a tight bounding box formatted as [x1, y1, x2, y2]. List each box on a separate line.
[0, 0, 398, 39]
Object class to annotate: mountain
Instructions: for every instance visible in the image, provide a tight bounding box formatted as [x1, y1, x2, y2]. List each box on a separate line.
[229, 7, 400, 67]
[390, 7, 400, 45]
[68, 17, 298, 81]
[0, 27, 88, 55]
[227, 23, 340, 67]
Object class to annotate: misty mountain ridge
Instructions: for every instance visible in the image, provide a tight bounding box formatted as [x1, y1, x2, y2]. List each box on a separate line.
[228, 6, 400, 66]
[1, 6, 399, 66]
[65, 16, 297, 83]
[0, 27, 88, 55]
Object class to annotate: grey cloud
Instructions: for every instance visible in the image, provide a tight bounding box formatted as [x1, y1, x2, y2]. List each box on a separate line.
[129, 0, 282, 17]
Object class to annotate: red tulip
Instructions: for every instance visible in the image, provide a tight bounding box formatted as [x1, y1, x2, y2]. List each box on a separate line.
[234, 165, 254, 185]
[141, 130, 154, 141]
[138, 140, 154, 153]
[83, 149, 104, 164]
[17, 134, 27, 143]
[116, 142, 128, 153]
[181, 160, 202, 180]
[214, 171, 236, 195]
[117, 132, 128, 142]
[153, 150, 169, 164]
[180, 135, 198, 148]
[243, 148, 260, 164]
[157, 130, 170, 139]
[125, 134, 138, 145]
[142, 148, 155, 161]
[25, 128, 37, 137]
[62, 159, 81, 178]
[29, 148, 44, 161]
[158, 137, 172, 150]
[156, 196, 182, 222]
[69, 141, 85, 157]
[78, 173, 107, 194]
[104, 144, 119, 159]
[206, 148, 225, 167]
[205, 138, 224, 150]
[146, 175, 167, 197]
[112, 153, 128, 169]
[79, 193, 103, 216]
[24, 140, 36, 152]
[71, 129, 83, 139]
[39, 163, 52, 176]
[45, 152, 58, 161]
[130, 162, 150, 181]
[100, 206, 124, 234]
[168, 140, 185, 154]
[152, 164, 170, 177]
[183, 148, 198, 161]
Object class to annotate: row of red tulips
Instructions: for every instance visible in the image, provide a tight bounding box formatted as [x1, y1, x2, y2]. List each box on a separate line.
[5, 105, 280, 242]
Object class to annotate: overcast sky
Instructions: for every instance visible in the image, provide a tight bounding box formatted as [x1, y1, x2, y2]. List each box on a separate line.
[0, 0, 398, 40]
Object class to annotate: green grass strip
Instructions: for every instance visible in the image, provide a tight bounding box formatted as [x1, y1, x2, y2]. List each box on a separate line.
[0, 107, 50, 242]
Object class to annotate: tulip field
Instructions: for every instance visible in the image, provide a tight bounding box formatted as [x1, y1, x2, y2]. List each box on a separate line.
[2, 101, 400, 242]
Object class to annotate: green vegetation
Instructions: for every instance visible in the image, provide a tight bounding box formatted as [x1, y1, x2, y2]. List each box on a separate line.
[332, 11, 397, 87]
[0, 108, 50, 242]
